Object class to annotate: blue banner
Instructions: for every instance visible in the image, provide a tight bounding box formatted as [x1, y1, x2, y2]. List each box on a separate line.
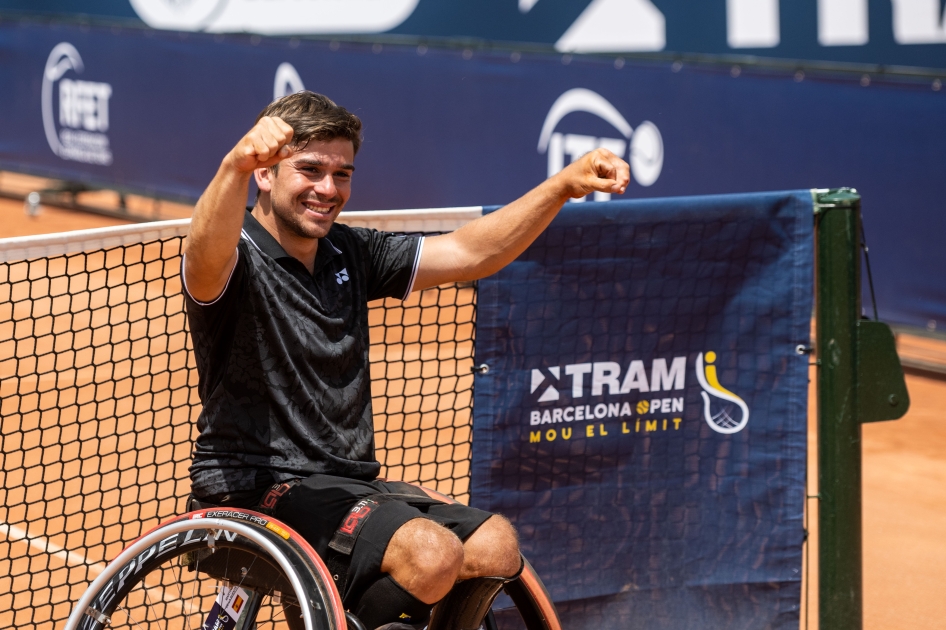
[4, 1, 946, 69]
[471, 191, 813, 629]
[0, 21, 942, 337]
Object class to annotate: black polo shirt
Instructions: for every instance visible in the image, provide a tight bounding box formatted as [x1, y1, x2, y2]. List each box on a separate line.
[184, 209, 423, 498]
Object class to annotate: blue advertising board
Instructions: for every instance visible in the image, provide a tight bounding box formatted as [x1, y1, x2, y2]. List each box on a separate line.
[472, 191, 814, 629]
[0, 21, 942, 329]
[3, 0, 946, 69]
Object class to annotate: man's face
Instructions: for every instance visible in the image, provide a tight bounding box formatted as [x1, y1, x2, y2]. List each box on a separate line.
[259, 137, 355, 240]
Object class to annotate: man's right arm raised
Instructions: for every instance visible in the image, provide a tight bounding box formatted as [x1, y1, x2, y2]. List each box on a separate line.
[183, 116, 294, 303]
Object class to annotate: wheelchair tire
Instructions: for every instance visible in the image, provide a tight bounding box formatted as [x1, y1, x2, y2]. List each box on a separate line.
[501, 557, 563, 630]
[64, 508, 346, 630]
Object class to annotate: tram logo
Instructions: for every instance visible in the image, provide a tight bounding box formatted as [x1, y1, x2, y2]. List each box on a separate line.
[42, 42, 113, 166]
[696, 351, 750, 434]
[537, 88, 663, 199]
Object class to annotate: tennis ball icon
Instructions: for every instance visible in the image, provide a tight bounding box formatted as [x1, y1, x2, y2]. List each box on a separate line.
[636, 400, 649, 414]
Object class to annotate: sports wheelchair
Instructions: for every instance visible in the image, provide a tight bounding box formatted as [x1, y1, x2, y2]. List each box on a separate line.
[64, 484, 561, 630]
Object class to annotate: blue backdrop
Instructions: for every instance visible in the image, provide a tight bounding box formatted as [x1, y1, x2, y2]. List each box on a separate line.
[3, 0, 946, 69]
[0, 22, 942, 332]
[472, 191, 813, 629]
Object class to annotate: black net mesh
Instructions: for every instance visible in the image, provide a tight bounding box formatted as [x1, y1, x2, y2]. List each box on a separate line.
[0, 231, 475, 629]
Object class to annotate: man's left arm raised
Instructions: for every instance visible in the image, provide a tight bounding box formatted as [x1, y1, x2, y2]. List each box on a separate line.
[412, 148, 630, 291]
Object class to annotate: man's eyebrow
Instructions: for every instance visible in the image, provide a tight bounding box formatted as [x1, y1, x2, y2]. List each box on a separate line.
[294, 157, 355, 172]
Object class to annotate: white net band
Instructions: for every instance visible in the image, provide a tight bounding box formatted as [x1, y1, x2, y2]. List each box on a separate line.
[0, 207, 484, 263]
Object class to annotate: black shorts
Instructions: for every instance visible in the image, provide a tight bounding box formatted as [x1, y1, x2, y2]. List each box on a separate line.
[197, 474, 493, 605]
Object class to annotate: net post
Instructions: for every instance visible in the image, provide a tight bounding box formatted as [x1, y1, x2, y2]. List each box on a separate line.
[814, 187, 863, 630]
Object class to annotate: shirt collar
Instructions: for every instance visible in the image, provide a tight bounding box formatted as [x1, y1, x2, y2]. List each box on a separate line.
[242, 208, 343, 266]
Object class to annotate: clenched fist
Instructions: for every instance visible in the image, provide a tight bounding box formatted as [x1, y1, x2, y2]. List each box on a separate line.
[553, 147, 630, 200]
[226, 116, 295, 173]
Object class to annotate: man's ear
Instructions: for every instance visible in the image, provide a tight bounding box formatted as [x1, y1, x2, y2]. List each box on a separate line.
[255, 166, 274, 193]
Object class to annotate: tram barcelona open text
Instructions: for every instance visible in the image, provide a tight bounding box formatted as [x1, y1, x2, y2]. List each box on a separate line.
[526, 356, 687, 443]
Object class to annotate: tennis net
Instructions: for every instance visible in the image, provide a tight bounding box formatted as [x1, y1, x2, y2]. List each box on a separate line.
[0, 207, 481, 630]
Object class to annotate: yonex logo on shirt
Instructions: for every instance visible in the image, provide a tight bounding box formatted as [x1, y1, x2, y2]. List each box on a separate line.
[335, 268, 350, 284]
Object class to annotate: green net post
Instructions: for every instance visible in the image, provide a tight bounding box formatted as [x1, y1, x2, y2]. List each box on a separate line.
[815, 188, 864, 630]
[814, 188, 911, 628]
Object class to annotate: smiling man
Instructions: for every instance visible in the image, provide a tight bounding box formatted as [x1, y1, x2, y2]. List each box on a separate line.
[183, 91, 629, 629]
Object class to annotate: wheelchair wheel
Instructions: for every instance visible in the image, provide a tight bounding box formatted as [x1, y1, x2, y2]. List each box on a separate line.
[429, 557, 561, 630]
[499, 557, 562, 630]
[64, 508, 345, 630]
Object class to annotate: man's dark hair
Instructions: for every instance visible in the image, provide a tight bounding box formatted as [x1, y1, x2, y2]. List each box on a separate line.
[257, 91, 363, 155]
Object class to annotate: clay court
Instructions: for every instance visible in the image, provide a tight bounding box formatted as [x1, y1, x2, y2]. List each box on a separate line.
[1, 180, 945, 629]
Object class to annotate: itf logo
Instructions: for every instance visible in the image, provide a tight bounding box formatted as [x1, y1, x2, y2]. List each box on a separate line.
[538, 88, 663, 201]
[695, 351, 750, 434]
[42, 43, 113, 166]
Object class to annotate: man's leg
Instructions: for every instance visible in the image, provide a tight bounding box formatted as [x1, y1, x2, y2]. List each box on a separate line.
[378, 517, 465, 603]
[376, 513, 520, 602]
[456, 514, 522, 580]
[271, 475, 456, 626]
[272, 476, 521, 628]
[354, 514, 520, 629]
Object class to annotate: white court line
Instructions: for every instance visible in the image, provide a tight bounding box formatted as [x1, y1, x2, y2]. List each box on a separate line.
[1, 519, 197, 619]
[0, 520, 107, 577]
[1, 518, 294, 623]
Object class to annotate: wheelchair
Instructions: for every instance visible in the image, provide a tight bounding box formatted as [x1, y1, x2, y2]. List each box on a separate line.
[64, 484, 562, 630]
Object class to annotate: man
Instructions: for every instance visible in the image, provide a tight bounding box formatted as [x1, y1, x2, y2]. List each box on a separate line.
[183, 91, 629, 629]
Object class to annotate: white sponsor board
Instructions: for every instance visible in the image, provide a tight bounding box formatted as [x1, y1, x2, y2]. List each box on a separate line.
[129, 0, 420, 34]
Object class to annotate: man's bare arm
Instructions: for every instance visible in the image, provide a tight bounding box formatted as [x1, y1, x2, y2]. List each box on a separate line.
[184, 116, 294, 303]
[413, 148, 630, 291]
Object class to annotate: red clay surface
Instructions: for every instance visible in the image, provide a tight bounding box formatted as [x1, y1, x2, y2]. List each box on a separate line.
[2, 193, 945, 629]
[0, 196, 135, 238]
[861, 372, 946, 630]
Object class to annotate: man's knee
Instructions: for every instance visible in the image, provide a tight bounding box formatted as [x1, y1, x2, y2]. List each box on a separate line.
[381, 517, 464, 603]
[461, 515, 521, 579]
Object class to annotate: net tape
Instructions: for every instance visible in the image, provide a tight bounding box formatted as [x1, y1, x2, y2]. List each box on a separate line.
[0, 208, 481, 629]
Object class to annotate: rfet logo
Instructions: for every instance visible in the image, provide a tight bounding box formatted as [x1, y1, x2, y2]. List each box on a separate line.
[696, 351, 750, 434]
[538, 88, 663, 200]
[42, 43, 113, 166]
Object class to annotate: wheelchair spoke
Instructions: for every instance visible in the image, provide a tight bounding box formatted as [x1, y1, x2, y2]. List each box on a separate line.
[187, 552, 200, 624]
[140, 579, 162, 630]
[115, 602, 149, 630]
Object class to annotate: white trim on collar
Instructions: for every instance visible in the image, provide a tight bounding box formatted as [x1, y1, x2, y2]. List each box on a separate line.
[241, 229, 262, 252]
[324, 237, 343, 255]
